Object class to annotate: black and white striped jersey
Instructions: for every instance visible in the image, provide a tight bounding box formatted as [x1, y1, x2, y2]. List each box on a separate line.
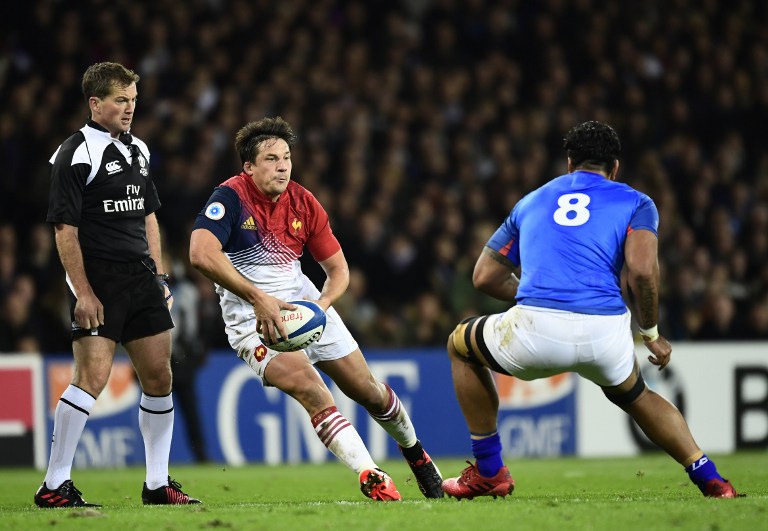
[47, 120, 161, 261]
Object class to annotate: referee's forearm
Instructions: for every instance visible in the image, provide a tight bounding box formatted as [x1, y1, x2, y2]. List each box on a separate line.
[54, 224, 93, 297]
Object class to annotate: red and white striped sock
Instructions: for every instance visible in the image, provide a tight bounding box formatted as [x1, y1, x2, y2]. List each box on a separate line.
[312, 406, 377, 474]
[368, 384, 418, 449]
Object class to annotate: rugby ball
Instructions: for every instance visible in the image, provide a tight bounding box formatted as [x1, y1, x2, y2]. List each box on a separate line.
[258, 300, 326, 352]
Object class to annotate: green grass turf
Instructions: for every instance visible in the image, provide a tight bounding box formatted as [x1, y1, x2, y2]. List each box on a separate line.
[1, 452, 764, 530]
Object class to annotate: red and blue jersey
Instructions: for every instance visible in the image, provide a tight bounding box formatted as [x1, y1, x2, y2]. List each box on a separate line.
[487, 170, 658, 315]
[193, 173, 340, 291]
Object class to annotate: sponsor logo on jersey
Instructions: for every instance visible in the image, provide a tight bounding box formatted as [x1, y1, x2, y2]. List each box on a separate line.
[241, 216, 256, 230]
[103, 197, 145, 213]
[206, 202, 225, 220]
[105, 160, 123, 175]
[137, 153, 148, 176]
[102, 184, 145, 213]
[291, 218, 302, 235]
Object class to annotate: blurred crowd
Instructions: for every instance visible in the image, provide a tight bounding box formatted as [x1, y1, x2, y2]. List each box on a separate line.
[2, 0, 768, 355]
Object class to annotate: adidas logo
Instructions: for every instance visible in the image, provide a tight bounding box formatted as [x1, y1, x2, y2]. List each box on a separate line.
[241, 216, 256, 230]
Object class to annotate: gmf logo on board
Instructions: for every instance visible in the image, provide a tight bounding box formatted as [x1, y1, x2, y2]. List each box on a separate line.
[495, 373, 576, 409]
[47, 360, 140, 418]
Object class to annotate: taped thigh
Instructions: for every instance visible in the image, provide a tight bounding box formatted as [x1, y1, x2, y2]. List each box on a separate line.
[603, 370, 646, 406]
[450, 315, 511, 375]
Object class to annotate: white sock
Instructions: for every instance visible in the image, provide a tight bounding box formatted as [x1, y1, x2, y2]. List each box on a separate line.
[312, 406, 377, 474]
[44, 385, 96, 489]
[139, 393, 174, 490]
[368, 384, 418, 448]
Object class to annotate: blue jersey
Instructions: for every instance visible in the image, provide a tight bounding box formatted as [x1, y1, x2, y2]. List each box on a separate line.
[487, 170, 658, 315]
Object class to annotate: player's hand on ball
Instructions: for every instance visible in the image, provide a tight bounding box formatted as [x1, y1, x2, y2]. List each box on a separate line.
[255, 296, 297, 345]
[258, 300, 327, 352]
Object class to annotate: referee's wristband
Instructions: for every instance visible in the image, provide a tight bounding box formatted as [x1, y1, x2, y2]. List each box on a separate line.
[638, 325, 659, 342]
[160, 280, 173, 301]
[156, 273, 172, 301]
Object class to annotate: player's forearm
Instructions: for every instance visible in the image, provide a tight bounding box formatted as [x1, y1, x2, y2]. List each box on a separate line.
[189, 247, 264, 305]
[317, 251, 350, 310]
[627, 269, 659, 329]
[189, 228, 266, 304]
[624, 229, 661, 330]
[473, 248, 519, 302]
[317, 270, 349, 309]
[54, 224, 93, 298]
[481, 273, 520, 302]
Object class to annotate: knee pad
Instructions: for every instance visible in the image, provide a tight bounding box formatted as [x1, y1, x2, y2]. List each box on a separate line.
[603, 370, 646, 406]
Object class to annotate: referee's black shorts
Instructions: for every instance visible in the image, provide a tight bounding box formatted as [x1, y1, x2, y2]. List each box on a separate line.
[68, 257, 174, 343]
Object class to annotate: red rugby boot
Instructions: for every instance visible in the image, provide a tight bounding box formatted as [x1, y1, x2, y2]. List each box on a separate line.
[442, 461, 515, 500]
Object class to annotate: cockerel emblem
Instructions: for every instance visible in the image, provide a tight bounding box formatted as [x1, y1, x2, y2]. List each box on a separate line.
[291, 218, 302, 235]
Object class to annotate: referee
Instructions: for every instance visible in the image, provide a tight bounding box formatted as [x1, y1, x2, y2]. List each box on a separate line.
[35, 62, 200, 508]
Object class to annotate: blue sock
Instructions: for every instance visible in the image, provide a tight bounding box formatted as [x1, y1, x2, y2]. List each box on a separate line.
[685, 454, 723, 492]
[471, 432, 504, 478]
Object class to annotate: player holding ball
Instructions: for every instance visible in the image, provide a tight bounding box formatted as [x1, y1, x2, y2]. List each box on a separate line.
[190, 116, 443, 501]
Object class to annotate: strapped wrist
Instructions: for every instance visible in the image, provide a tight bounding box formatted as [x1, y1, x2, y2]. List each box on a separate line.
[638, 324, 659, 342]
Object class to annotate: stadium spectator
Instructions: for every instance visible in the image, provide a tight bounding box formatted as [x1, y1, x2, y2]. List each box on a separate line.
[0, 0, 766, 351]
[745, 294, 768, 339]
[331, 266, 378, 340]
[0, 223, 18, 298]
[0, 274, 40, 353]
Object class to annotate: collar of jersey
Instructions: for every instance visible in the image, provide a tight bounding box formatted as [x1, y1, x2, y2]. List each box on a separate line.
[86, 120, 122, 143]
[572, 170, 605, 179]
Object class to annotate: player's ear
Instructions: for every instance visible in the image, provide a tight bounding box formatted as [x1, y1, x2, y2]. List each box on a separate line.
[611, 159, 620, 180]
[243, 161, 253, 175]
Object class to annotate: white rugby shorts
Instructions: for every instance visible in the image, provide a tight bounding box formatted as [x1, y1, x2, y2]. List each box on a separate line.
[224, 275, 358, 382]
[482, 304, 635, 387]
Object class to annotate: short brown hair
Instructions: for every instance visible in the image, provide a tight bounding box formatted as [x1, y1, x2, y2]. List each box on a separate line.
[81, 62, 139, 102]
[235, 117, 297, 165]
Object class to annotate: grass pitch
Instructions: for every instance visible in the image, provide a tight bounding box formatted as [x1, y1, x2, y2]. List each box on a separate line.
[1, 452, 764, 530]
